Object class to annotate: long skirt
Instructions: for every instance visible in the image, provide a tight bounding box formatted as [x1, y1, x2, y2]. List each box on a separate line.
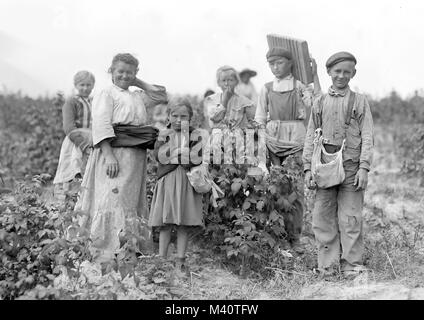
[75, 147, 148, 261]
[53, 136, 85, 184]
[149, 166, 203, 227]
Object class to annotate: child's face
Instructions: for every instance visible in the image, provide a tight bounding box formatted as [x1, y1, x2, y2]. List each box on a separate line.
[75, 80, 94, 97]
[268, 57, 292, 79]
[328, 61, 356, 90]
[169, 105, 190, 131]
[218, 71, 238, 92]
[112, 61, 137, 90]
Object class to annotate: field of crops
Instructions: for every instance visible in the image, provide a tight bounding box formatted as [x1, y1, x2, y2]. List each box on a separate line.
[1, 90, 424, 300]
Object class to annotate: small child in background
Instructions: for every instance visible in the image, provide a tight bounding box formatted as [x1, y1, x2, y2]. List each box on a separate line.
[53, 71, 95, 196]
[148, 98, 204, 272]
[152, 103, 169, 131]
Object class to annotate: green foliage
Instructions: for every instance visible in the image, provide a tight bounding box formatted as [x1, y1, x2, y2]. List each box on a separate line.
[370, 90, 424, 125]
[0, 175, 91, 299]
[0, 92, 65, 182]
[202, 155, 303, 275]
[398, 125, 424, 185]
[370, 90, 424, 183]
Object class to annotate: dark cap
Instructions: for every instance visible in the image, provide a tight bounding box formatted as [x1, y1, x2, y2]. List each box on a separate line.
[326, 52, 357, 69]
[266, 47, 292, 62]
[239, 69, 257, 77]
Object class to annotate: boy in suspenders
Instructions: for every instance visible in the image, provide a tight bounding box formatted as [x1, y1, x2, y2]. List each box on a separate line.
[255, 47, 321, 253]
[302, 52, 374, 277]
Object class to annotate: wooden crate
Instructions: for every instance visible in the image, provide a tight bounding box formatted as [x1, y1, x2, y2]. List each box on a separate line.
[267, 34, 313, 85]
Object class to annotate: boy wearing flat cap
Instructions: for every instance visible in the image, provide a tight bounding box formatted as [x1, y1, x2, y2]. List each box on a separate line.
[302, 52, 374, 277]
[255, 46, 321, 253]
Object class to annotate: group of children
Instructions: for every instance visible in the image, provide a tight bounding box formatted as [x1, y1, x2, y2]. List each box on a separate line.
[54, 46, 374, 278]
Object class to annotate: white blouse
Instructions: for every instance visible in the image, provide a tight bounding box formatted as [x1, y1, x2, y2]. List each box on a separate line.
[92, 84, 167, 146]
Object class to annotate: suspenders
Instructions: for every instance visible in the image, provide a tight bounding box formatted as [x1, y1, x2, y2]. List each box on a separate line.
[313, 90, 356, 129]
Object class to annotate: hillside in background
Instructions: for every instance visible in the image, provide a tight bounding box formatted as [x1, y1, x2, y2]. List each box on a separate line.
[0, 31, 47, 96]
[0, 59, 47, 96]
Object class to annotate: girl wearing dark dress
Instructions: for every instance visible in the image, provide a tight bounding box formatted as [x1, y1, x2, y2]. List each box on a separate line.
[149, 98, 204, 271]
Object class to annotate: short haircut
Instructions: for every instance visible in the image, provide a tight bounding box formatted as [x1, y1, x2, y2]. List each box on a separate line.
[167, 97, 194, 119]
[216, 65, 240, 85]
[109, 53, 139, 73]
[73, 70, 95, 86]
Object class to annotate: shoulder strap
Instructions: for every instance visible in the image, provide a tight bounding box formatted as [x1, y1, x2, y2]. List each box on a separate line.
[345, 91, 356, 125]
[264, 82, 273, 114]
[312, 95, 324, 129]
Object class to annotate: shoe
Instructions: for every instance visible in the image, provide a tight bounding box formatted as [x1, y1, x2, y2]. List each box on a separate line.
[342, 265, 368, 280]
[175, 257, 189, 277]
[290, 241, 305, 254]
[316, 267, 338, 280]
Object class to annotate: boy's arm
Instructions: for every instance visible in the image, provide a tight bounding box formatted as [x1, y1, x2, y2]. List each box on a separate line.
[311, 58, 322, 96]
[358, 97, 374, 171]
[254, 85, 268, 127]
[302, 105, 317, 172]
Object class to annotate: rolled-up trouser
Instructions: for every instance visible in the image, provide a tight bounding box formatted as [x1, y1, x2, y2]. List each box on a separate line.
[270, 150, 304, 243]
[312, 160, 364, 271]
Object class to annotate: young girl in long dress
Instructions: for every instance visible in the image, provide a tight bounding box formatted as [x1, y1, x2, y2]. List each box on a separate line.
[53, 71, 95, 195]
[75, 53, 167, 262]
[148, 99, 204, 271]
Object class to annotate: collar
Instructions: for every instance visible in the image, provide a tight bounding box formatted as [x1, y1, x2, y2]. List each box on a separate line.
[76, 94, 90, 100]
[275, 74, 293, 83]
[328, 86, 350, 97]
[112, 83, 127, 92]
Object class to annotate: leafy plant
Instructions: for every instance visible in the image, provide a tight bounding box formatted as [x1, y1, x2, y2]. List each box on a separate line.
[201, 154, 303, 275]
[0, 175, 91, 299]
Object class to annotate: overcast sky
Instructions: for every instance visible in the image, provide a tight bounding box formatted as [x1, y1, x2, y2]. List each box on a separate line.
[0, 0, 422, 98]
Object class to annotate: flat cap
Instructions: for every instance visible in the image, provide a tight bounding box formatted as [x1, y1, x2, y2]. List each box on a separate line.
[239, 69, 257, 77]
[326, 51, 357, 69]
[266, 47, 292, 61]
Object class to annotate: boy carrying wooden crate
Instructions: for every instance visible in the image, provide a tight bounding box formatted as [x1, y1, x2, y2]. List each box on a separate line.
[255, 46, 321, 253]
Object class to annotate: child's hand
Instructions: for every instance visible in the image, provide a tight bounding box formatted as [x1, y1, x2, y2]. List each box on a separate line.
[169, 147, 180, 160]
[305, 170, 316, 189]
[105, 153, 119, 178]
[210, 106, 226, 123]
[311, 58, 318, 76]
[221, 88, 234, 108]
[180, 150, 190, 164]
[266, 121, 279, 136]
[180, 146, 190, 155]
[169, 147, 190, 164]
[354, 168, 368, 191]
